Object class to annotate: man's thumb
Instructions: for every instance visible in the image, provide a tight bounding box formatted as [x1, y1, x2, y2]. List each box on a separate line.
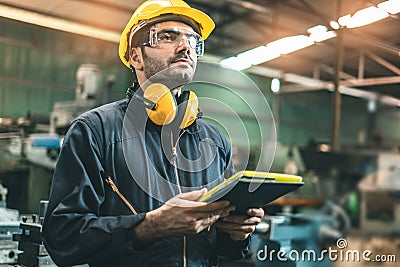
[179, 188, 208, 201]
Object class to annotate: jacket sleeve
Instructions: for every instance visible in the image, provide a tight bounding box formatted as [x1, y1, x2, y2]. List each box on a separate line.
[42, 119, 145, 266]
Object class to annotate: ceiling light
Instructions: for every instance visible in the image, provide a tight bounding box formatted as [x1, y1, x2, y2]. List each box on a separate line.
[307, 25, 328, 34]
[346, 6, 389, 28]
[378, 0, 400, 14]
[0, 4, 120, 43]
[270, 78, 280, 93]
[237, 46, 280, 65]
[220, 56, 251, 70]
[367, 99, 377, 113]
[219, 0, 395, 74]
[310, 31, 337, 42]
[330, 20, 340, 30]
[338, 14, 351, 26]
[307, 25, 337, 42]
[267, 35, 314, 54]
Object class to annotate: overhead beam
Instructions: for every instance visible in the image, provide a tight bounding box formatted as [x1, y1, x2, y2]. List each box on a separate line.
[340, 76, 400, 87]
[318, 64, 357, 80]
[68, 0, 132, 13]
[351, 30, 400, 56]
[226, 0, 271, 15]
[281, 75, 400, 91]
[365, 51, 400, 75]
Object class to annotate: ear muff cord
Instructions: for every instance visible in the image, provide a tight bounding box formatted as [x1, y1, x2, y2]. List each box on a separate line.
[126, 84, 157, 110]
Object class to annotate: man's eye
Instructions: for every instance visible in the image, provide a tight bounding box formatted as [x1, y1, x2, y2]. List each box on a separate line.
[158, 32, 177, 42]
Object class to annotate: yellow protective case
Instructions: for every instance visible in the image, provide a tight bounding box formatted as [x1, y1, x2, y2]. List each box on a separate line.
[197, 170, 304, 214]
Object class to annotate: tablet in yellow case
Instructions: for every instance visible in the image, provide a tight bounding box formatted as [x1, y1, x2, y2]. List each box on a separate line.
[198, 170, 304, 214]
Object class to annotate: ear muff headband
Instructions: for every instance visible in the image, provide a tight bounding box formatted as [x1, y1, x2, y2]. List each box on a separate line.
[140, 83, 198, 128]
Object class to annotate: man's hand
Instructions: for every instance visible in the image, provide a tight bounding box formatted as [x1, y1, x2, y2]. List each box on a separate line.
[214, 208, 264, 241]
[134, 188, 235, 242]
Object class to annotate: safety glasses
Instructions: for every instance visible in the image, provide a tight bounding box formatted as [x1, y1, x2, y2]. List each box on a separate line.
[140, 26, 204, 57]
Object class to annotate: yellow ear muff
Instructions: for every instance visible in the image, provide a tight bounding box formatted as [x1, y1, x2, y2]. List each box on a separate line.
[143, 83, 177, 125]
[141, 83, 199, 128]
[178, 91, 199, 129]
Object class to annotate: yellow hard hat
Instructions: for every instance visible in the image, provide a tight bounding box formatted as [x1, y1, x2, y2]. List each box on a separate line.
[119, 0, 215, 68]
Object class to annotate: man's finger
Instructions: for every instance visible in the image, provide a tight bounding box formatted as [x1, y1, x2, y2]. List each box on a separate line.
[196, 206, 233, 221]
[246, 208, 264, 218]
[221, 216, 261, 225]
[193, 201, 232, 212]
[219, 215, 248, 224]
[215, 221, 256, 232]
[178, 188, 208, 201]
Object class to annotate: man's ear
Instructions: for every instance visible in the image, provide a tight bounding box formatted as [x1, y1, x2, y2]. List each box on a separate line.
[129, 47, 143, 71]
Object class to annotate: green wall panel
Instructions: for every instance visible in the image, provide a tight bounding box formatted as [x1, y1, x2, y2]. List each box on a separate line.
[0, 43, 29, 77]
[0, 19, 131, 119]
[2, 84, 30, 117]
[26, 49, 55, 83]
[0, 19, 35, 43]
[375, 107, 400, 146]
[279, 91, 332, 146]
[278, 89, 399, 147]
[26, 87, 53, 114]
[36, 29, 71, 51]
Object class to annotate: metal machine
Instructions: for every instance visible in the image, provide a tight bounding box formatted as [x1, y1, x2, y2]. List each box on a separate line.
[11, 200, 88, 267]
[12, 201, 57, 267]
[0, 183, 21, 265]
[50, 64, 101, 135]
[20, 64, 102, 214]
[357, 152, 400, 234]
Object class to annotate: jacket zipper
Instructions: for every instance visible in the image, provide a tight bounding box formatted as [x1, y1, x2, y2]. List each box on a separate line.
[104, 177, 138, 215]
[171, 130, 187, 267]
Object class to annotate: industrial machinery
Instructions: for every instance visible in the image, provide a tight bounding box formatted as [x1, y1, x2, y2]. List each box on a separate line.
[12, 201, 57, 267]
[20, 64, 103, 214]
[357, 152, 400, 234]
[50, 64, 101, 135]
[1, 64, 104, 214]
[0, 221, 20, 265]
[11, 200, 89, 267]
[0, 183, 21, 265]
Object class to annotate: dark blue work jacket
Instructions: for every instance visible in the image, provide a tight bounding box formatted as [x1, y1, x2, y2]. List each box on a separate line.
[42, 98, 249, 267]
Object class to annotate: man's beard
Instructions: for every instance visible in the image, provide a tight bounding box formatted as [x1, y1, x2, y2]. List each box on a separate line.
[142, 48, 196, 90]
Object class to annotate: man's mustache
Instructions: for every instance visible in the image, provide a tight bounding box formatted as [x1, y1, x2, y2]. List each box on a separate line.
[168, 53, 194, 66]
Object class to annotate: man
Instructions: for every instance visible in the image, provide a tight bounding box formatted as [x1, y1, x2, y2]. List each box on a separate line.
[42, 0, 264, 266]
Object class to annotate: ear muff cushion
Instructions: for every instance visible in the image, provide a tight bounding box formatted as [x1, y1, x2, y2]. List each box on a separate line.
[176, 90, 199, 129]
[144, 83, 177, 125]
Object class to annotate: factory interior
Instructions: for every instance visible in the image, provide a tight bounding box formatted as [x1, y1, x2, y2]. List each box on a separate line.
[0, 0, 399, 266]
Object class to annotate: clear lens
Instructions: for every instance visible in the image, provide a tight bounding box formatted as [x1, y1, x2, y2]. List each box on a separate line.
[143, 26, 204, 57]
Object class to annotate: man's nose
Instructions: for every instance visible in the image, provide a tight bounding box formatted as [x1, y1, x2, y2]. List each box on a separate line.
[177, 37, 191, 54]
